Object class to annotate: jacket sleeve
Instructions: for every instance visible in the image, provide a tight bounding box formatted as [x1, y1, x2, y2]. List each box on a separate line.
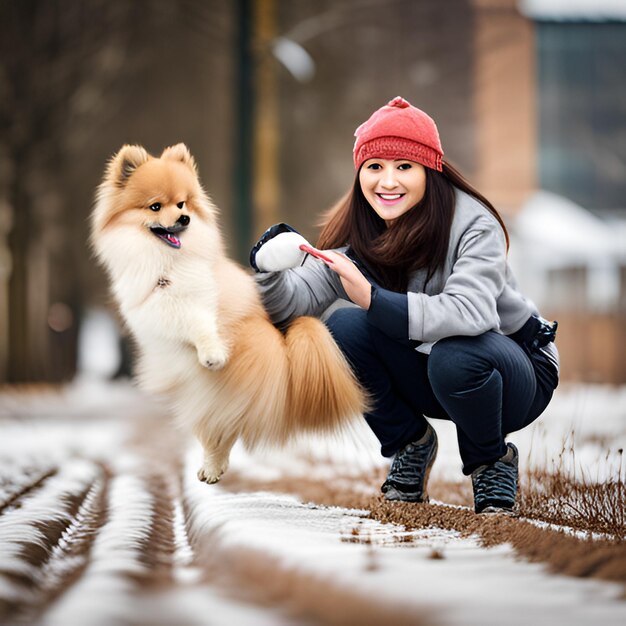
[407, 219, 507, 342]
[367, 286, 414, 346]
[254, 253, 347, 328]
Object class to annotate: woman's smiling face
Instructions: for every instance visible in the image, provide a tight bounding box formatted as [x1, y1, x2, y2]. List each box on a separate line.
[358, 158, 427, 226]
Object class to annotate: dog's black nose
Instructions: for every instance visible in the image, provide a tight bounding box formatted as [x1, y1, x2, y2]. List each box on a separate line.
[177, 215, 190, 226]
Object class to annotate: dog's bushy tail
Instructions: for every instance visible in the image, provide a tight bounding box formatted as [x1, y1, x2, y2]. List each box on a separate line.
[232, 315, 367, 449]
[284, 316, 368, 431]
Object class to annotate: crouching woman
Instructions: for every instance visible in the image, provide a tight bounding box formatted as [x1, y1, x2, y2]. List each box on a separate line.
[250, 97, 559, 513]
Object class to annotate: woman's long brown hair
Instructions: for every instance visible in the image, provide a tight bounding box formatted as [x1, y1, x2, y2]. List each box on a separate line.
[316, 161, 509, 292]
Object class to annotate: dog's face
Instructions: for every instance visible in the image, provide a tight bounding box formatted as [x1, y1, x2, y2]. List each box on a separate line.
[94, 143, 214, 250]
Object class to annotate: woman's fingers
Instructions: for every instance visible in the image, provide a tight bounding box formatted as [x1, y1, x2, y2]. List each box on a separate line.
[319, 250, 371, 309]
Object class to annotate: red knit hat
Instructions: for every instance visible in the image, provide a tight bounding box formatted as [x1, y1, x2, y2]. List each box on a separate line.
[353, 96, 444, 172]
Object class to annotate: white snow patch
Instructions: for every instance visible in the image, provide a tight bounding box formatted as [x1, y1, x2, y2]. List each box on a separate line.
[520, 0, 626, 20]
[0, 377, 148, 422]
[227, 418, 386, 483]
[507, 383, 626, 481]
[136, 585, 294, 626]
[172, 497, 202, 585]
[77, 307, 122, 379]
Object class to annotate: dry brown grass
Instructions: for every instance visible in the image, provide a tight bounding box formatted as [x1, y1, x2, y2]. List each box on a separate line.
[430, 459, 626, 541]
[519, 465, 625, 539]
[518, 447, 625, 540]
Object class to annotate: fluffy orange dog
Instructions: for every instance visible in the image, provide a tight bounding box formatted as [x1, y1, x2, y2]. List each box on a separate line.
[91, 143, 367, 483]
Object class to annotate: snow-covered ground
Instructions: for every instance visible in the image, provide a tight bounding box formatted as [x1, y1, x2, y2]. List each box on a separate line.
[230, 379, 626, 484]
[0, 377, 625, 625]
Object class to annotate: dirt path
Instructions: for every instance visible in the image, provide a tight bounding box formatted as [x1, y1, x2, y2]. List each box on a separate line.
[0, 380, 624, 626]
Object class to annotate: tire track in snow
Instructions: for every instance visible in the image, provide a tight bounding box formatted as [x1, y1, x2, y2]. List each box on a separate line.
[39, 472, 166, 626]
[18, 466, 109, 624]
[0, 459, 102, 622]
[0, 464, 57, 514]
[139, 472, 176, 580]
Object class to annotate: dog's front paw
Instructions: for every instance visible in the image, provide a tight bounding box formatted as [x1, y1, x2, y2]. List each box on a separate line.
[197, 344, 229, 370]
[197, 462, 227, 484]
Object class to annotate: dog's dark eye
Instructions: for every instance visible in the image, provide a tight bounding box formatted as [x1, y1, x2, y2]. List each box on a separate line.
[177, 201, 185, 209]
[149, 202, 161, 212]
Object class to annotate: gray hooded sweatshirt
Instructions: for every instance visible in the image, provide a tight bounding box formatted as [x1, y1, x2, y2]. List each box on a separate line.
[254, 189, 558, 369]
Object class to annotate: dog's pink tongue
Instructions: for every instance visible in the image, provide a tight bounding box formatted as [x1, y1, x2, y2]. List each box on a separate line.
[167, 233, 180, 246]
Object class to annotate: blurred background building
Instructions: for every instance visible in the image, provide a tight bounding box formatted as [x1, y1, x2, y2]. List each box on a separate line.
[0, 0, 624, 384]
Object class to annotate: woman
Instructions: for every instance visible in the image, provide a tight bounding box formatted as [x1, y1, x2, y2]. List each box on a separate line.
[250, 96, 559, 514]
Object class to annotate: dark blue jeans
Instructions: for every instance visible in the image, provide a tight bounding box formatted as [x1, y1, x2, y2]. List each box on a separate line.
[325, 307, 558, 475]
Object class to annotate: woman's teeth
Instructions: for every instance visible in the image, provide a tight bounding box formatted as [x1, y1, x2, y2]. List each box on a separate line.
[377, 193, 404, 203]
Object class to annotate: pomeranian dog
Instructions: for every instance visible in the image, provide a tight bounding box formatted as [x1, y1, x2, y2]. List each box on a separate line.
[91, 143, 367, 483]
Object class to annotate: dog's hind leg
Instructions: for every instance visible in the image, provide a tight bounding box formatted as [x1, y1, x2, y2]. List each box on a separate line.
[196, 432, 237, 484]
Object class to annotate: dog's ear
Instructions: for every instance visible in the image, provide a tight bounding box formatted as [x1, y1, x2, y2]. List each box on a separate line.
[107, 145, 150, 187]
[160, 143, 197, 173]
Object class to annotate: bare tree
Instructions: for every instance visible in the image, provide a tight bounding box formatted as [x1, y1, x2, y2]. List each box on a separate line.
[0, 1, 144, 382]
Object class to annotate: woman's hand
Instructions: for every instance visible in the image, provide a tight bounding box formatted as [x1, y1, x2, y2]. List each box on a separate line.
[316, 249, 372, 309]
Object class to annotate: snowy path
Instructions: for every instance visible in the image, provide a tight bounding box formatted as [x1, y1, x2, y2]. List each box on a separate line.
[185, 482, 622, 626]
[0, 378, 624, 625]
